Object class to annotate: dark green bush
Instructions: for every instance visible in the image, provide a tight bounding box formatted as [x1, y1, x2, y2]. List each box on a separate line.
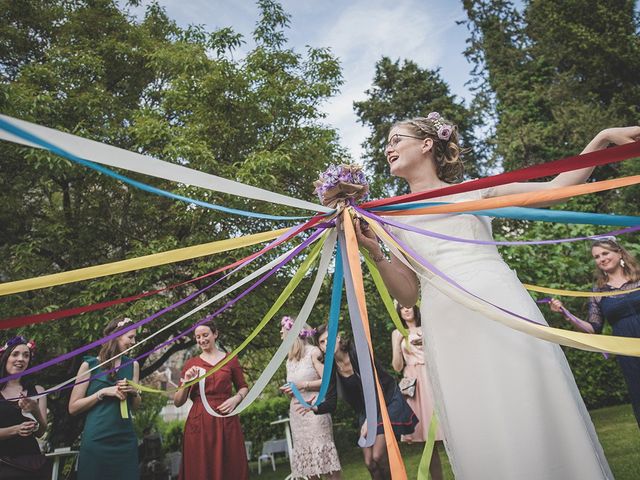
[565, 348, 628, 409]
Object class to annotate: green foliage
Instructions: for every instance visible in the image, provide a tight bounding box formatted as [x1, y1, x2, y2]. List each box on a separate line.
[240, 395, 290, 448]
[0, 0, 345, 448]
[157, 418, 185, 453]
[132, 394, 169, 437]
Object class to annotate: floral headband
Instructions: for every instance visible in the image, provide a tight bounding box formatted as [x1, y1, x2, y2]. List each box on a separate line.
[116, 318, 134, 329]
[426, 111, 453, 141]
[280, 316, 317, 339]
[0, 336, 36, 356]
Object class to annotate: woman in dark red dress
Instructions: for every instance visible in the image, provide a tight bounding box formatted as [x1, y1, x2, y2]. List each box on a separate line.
[174, 321, 249, 480]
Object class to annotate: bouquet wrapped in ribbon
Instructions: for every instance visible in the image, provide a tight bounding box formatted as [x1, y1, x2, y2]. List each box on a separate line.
[313, 164, 369, 208]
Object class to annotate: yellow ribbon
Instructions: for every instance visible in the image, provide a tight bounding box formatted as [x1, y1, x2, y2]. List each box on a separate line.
[366, 217, 640, 356]
[362, 250, 409, 339]
[129, 233, 327, 395]
[0, 227, 288, 296]
[524, 283, 640, 297]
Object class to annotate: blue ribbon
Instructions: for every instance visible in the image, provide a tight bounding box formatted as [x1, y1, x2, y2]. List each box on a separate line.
[289, 239, 343, 407]
[0, 117, 313, 221]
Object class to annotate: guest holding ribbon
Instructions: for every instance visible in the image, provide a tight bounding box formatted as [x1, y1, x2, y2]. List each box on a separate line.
[550, 236, 640, 428]
[69, 318, 141, 480]
[0, 336, 51, 479]
[174, 320, 249, 480]
[390, 304, 443, 479]
[305, 324, 417, 480]
[278, 316, 342, 480]
[354, 113, 640, 479]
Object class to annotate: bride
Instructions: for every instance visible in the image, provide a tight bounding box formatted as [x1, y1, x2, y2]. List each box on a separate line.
[355, 113, 640, 479]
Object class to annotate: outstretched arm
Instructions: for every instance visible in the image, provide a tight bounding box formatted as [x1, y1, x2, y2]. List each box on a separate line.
[354, 217, 419, 307]
[486, 126, 640, 199]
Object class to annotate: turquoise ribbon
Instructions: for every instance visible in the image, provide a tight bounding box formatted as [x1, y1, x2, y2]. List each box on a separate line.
[289, 239, 343, 407]
[372, 201, 640, 226]
[0, 117, 314, 221]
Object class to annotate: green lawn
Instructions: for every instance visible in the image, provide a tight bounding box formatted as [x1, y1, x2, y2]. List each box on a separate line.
[250, 404, 639, 479]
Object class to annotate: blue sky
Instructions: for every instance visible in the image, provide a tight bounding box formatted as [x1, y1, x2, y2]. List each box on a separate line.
[128, 1, 475, 161]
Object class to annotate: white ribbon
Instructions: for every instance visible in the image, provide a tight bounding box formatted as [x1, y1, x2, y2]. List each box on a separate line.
[0, 114, 332, 213]
[199, 230, 336, 416]
[33, 243, 302, 399]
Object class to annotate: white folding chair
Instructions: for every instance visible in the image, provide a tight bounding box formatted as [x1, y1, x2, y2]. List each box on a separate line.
[257, 440, 276, 475]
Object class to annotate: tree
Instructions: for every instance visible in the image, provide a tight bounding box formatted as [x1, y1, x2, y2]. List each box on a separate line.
[354, 57, 481, 198]
[462, 0, 640, 407]
[0, 0, 344, 447]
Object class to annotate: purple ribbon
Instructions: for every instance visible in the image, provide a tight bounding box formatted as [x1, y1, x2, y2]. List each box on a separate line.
[536, 298, 609, 359]
[0, 224, 317, 385]
[3, 228, 325, 399]
[371, 213, 640, 247]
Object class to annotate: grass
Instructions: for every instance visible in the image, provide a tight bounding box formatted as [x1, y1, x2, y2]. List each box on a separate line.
[249, 403, 639, 479]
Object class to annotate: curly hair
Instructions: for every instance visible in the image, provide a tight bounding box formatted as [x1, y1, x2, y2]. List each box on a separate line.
[393, 115, 465, 183]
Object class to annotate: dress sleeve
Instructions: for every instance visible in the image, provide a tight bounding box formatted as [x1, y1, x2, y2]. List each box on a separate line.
[230, 357, 249, 391]
[587, 295, 605, 334]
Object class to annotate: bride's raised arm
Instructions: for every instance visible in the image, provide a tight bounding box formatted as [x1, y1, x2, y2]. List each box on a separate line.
[485, 126, 640, 199]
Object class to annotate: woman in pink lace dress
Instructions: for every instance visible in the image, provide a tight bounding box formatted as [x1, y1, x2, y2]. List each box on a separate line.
[391, 304, 444, 480]
[278, 316, 341, 479]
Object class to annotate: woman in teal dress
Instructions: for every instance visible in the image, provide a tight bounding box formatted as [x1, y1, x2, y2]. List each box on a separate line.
[69, 318, 142, 479]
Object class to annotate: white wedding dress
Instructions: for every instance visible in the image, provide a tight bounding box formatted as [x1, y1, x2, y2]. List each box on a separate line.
[391, 189, 613, 480]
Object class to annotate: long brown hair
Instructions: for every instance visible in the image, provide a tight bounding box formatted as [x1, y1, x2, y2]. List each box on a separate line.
[395, 304, 421, 328]
[98, 318, 134, 381]
[0, 338, 35, 391]
[592, 239, 640, 288]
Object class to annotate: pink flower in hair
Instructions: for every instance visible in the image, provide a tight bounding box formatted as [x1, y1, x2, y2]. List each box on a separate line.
[427, 111, 441, 121]
[437, 124, 453, 141]
[281, 316, 294, 331]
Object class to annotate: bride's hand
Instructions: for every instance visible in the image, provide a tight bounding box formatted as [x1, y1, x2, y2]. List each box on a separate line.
[354, 217, 382, 255]
[600, 126, 640, 146]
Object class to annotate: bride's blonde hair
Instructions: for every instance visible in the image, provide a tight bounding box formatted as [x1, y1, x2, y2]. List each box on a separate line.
[393, 115, 464, 183]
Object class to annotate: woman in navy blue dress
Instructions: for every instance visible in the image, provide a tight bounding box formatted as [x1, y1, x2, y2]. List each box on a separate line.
[551, 237, 640, 428]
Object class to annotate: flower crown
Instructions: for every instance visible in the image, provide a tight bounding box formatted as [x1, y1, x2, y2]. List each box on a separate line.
[116, 318, 133, 329]
[0, 336, 36, 356]
[426, 112, 453, 141]
[280, 316, 317, 339]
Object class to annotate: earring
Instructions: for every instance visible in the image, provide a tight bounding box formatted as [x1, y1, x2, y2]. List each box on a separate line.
[620, 258, 626, 268]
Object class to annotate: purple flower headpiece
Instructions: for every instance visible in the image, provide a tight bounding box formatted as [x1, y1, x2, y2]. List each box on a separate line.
[313, 164, 369, 208]
[426, 111, 454, 141]
[0, 336, 36, 356]
[298, 328, 317, 339]
[281, 316, 294, 331]
[281, 316, 316, 339]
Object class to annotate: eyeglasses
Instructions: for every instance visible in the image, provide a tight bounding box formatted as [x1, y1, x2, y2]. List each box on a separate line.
[590, 235, 618, 244]
[385, 133, 423, 150]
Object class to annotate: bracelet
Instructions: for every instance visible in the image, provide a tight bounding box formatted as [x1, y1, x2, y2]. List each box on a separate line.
[371, 252, 387, 263]
[236, 392, 245, 401]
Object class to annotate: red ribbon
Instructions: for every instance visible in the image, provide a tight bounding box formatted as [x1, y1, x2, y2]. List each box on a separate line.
[0, 215, 324, 329]
[361, 140, 640, 209]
